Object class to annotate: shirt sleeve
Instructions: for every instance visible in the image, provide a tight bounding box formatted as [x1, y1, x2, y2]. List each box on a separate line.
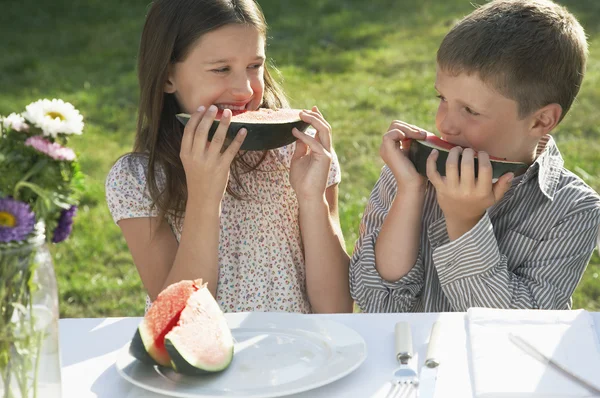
[349, 165, 425, 313]
[105, 154, 158, 224]
[432, 198, 600, 310]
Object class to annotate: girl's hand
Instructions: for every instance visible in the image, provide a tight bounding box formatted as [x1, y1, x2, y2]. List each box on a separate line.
[180, 105, 246, 206]
[380, 120, 427, 191]
[426, 147, 514, 239]
[290, 106, 333, 203]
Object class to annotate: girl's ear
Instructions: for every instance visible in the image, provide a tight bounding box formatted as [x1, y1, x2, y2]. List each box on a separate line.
[164, 67, 176, 94]
[529, 103, 562, 138]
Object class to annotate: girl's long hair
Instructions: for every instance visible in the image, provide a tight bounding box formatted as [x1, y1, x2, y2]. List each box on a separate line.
[134, 0, 288, 226]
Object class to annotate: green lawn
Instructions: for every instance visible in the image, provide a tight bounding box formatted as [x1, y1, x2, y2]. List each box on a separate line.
[1, 0, 599, 317]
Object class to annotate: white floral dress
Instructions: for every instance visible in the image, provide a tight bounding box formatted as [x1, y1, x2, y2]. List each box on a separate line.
[105, 140, 341, 314]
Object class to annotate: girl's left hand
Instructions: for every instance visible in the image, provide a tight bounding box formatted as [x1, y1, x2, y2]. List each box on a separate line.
[290, 106, 333, 202]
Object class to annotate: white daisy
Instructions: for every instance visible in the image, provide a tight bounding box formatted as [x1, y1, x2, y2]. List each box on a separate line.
[2, 113, 29, 132]
[23, 99, 84, 138]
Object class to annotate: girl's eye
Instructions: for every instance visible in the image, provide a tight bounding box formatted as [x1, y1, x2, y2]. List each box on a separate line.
[465, 107, 480, 116]
[212, 67, 229, 73]
[248, 63, 264, 70]
[436, 94, 446, 102]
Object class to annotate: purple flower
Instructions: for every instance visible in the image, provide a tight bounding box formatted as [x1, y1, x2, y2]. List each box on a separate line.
[52, 205, 77, 243]
[0, 197, 36, 243]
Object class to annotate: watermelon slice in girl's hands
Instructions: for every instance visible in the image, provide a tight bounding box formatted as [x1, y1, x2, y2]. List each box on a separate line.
[408, 133, 528, 179]
[176, 108, 310, 151]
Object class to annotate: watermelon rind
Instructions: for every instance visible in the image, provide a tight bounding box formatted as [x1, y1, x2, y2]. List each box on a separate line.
[129, 327, 160, 366]
[175, 109, 309, 151]
[408, 138, 528, 179]
[164, 338, 234, 375]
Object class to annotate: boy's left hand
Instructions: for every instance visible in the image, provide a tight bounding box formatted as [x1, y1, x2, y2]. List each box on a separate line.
[426, 147, 514, 240]
[290, 106, 333, 203]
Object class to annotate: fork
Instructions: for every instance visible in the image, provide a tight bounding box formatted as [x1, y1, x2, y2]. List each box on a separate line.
[386, 322, 419, 398]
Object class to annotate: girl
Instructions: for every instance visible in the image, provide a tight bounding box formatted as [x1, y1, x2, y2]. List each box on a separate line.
[105, 0, 352, 314]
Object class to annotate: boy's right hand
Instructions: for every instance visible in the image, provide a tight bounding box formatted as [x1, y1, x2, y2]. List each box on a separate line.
[180, 105, 246, 206]
[380, 120, 427, 190]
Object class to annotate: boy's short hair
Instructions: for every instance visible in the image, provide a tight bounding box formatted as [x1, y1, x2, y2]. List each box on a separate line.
[437, 0, 587, 123]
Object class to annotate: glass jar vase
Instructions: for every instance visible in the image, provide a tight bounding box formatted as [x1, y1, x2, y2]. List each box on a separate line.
[0, 236, 62, 398]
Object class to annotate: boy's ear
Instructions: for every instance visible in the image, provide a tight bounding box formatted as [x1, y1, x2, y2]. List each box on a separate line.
[529, 103, 562, 138]
[164, 67, 176, 94]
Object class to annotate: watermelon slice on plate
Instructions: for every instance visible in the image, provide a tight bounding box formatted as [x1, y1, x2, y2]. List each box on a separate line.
[129, 279, 234, 375]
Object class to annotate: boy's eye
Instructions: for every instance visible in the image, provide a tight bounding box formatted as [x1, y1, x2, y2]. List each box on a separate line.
[436, 94, 446, 102]
[212, 67, 229, 73]
[465, 107, 480, 116]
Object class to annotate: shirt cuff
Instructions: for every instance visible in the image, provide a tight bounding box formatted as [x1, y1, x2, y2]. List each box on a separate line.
[432, 212, 501, 285]
[354, 228, 424, 290]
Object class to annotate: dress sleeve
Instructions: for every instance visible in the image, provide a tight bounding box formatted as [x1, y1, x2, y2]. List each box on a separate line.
[105, 154, 158, 224]
[327, 146, 342, 187]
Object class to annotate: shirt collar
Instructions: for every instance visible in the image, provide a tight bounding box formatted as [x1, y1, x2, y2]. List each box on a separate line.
[520, 135, 564, 200]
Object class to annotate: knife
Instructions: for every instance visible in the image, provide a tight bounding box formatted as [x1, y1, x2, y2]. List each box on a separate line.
[418, 321, 442, 398]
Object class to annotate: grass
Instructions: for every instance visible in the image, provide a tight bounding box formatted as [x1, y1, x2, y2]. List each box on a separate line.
[1, 0, 599, 317]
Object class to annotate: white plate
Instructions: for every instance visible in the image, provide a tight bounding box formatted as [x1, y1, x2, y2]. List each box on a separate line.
[115, 312, 367, 397]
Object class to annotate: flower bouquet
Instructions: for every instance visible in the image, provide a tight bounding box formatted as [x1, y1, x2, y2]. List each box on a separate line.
[0, 99, 85, 397]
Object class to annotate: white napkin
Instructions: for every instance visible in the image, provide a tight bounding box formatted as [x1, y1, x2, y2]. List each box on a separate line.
[467, 308, 600, 398]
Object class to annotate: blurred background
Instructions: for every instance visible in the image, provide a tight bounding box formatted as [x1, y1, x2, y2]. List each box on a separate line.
[1, 0, 598, 317]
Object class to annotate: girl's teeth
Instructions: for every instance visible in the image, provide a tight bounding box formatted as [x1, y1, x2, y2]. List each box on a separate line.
[217, 104, 245, 111]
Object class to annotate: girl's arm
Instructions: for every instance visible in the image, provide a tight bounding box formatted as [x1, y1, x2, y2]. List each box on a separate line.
[290, 106, 353, 313]
[118, 106, 245, 300]
[300, 183, 353, 313]
[117, 200, 220, 300]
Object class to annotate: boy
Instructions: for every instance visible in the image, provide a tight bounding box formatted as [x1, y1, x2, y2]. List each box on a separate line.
[350, 0, 600, 312]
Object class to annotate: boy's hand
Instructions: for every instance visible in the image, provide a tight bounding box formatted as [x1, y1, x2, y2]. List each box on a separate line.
[380, 120, 427, 191]
[426, 147, 514, 240]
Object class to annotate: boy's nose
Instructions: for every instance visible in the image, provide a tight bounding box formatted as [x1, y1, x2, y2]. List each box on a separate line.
[438, 114, 460, 137]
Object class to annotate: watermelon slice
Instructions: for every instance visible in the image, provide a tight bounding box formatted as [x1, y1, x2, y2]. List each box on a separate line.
[176, 108, 310, 151]
[129, 279, 234, 374]
[408, 133, 528, 179]
[164, 287, 234, 374]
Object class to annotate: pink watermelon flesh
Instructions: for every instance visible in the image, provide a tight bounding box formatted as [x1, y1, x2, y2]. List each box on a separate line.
[419, 133, 507, 161]
[138, 279, 202, 367]
[164, 287, 234, 373]
[215, 108, 302, 124]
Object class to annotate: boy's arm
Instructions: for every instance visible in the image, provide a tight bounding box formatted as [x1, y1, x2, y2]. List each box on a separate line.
[350, 166, 426, 312]
[431, 200, 600, 310]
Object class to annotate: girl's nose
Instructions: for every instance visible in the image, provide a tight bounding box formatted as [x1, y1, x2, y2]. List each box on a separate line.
[230, 73, 253, 99]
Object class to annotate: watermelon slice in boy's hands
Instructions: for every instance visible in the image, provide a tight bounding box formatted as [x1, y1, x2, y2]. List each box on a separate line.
[176, 108, 310, 151]
[408, 133, 528, 179]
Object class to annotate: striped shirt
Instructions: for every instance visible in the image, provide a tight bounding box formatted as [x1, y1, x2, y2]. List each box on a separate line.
[349, 136, 600, 312]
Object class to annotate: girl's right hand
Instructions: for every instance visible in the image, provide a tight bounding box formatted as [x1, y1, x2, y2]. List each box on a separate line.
[379, 120, 427, 190]
[180, 105, 246, 206]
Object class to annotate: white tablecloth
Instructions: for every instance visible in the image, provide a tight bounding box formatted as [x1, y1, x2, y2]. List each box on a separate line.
[58, 311, 600, 398]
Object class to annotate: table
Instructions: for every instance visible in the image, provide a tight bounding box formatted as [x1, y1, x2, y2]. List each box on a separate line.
[59, 312, 600, 398]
